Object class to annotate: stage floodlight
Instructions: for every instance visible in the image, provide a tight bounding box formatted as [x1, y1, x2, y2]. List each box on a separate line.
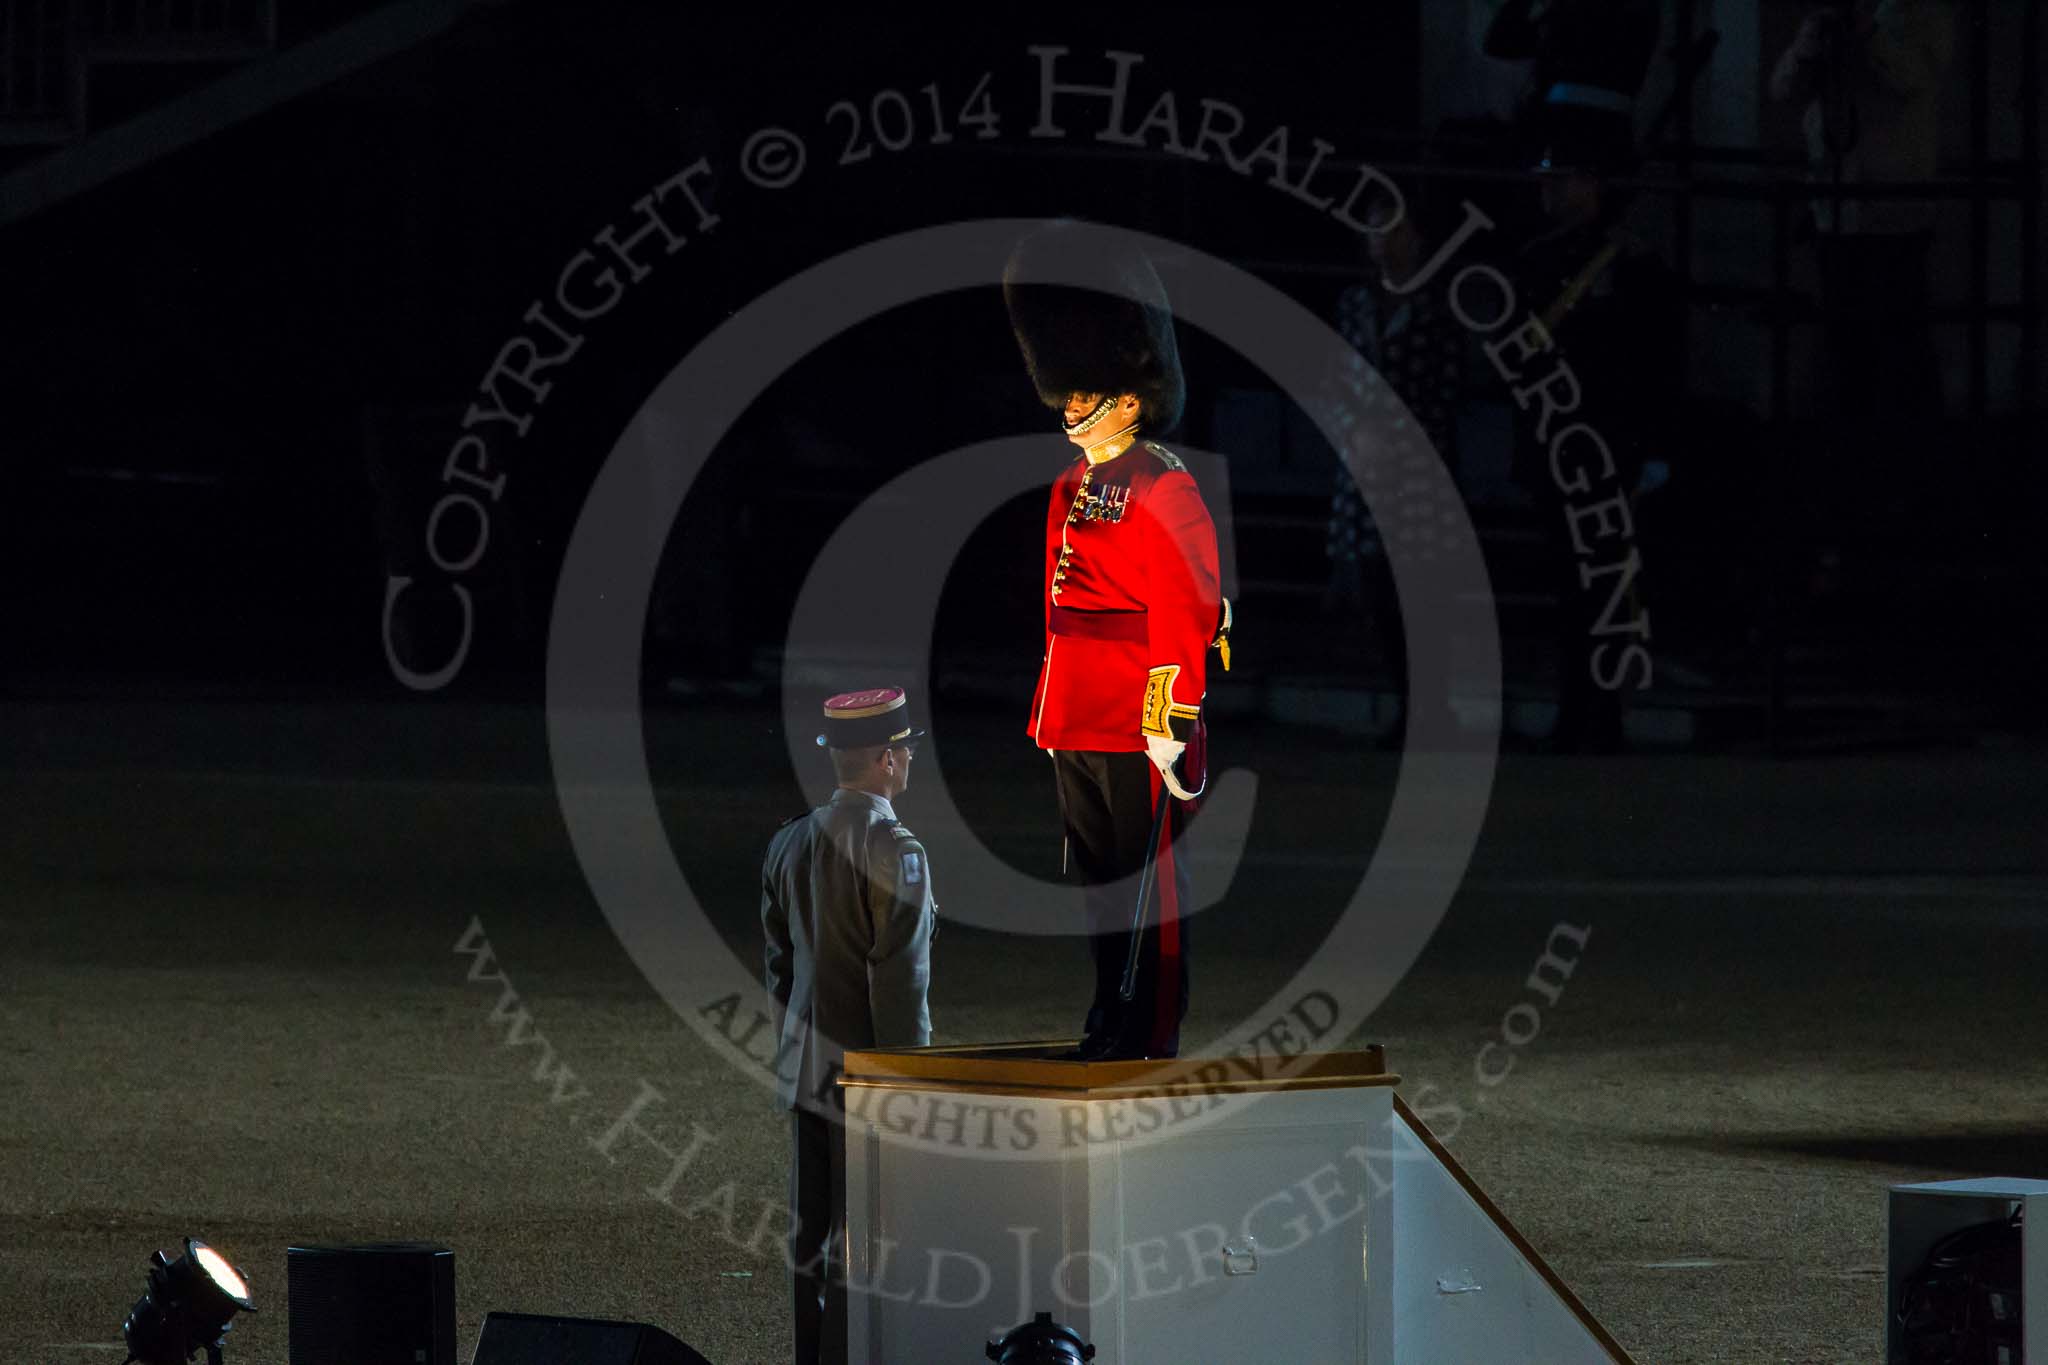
[985, 1311, 1095, 1364]
[121, 1237, 257, 1365]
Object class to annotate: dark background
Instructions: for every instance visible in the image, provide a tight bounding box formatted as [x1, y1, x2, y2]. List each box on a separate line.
[5, 0, 2033, 733]
[2, 4, 1426, 689]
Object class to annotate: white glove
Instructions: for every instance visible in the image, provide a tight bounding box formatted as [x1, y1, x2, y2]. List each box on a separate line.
[1145, 734, 1197, 801]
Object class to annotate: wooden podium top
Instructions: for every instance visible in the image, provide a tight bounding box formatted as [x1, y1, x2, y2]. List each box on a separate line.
[840, 1041, 1395, 1100]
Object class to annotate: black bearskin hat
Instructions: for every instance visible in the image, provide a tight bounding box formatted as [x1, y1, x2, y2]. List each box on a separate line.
[1002, 222, 1185, 436]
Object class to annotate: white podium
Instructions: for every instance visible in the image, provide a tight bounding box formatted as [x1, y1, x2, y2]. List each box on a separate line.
[840, 1043, 1396, 1363]
[840, 1043, 1632, 1364]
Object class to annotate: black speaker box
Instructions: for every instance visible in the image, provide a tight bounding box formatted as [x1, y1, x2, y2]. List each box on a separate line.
[471, 1312, 713, 1365]
[287, 1241, 457, 1365]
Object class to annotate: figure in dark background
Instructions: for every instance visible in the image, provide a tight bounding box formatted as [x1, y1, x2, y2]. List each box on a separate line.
[1480, 0, 1674, 751]
[1004, 225, 1224, 1062]
[761, 688, 936, 1365]
[1483, 0, 1663, 172]
[1771, 0, 1956, 572]
[1509, 128, 1681, 752]
[1321, 187, 1471, 744]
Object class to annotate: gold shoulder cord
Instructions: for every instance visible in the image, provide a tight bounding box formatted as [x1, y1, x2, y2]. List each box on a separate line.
[1541, 231, 1625, 333]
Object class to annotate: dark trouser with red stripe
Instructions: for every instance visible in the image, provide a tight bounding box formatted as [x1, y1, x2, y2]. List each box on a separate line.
[788, 1102, 847, 1365]
[1051, 748, 1190, 1058]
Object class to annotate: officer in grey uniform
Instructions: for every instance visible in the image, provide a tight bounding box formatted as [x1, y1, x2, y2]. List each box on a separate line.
[761, 685, 936, 1365]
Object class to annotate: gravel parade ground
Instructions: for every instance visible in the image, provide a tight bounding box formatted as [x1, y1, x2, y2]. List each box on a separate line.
[6, 697, 2044, 1363]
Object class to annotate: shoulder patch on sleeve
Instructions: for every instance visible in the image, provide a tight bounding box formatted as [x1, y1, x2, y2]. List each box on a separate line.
[899, 848, 923, 885]
[1144, 440, 1187, 472]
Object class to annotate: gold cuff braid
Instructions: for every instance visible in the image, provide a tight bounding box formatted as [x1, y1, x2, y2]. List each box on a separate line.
[1143, 665, 1202, 738]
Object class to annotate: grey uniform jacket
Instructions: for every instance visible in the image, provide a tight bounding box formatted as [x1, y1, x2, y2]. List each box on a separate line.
[761, 787, 935, 1112]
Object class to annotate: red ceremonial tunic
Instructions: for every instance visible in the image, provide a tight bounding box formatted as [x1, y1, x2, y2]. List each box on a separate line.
[1028, 440, 1223, 752]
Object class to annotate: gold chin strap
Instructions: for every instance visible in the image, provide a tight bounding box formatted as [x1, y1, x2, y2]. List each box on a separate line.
[1063, 395, 1118, 437]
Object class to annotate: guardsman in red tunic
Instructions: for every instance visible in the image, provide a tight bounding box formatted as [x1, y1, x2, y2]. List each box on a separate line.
[1004, 223, 1230, 1061]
